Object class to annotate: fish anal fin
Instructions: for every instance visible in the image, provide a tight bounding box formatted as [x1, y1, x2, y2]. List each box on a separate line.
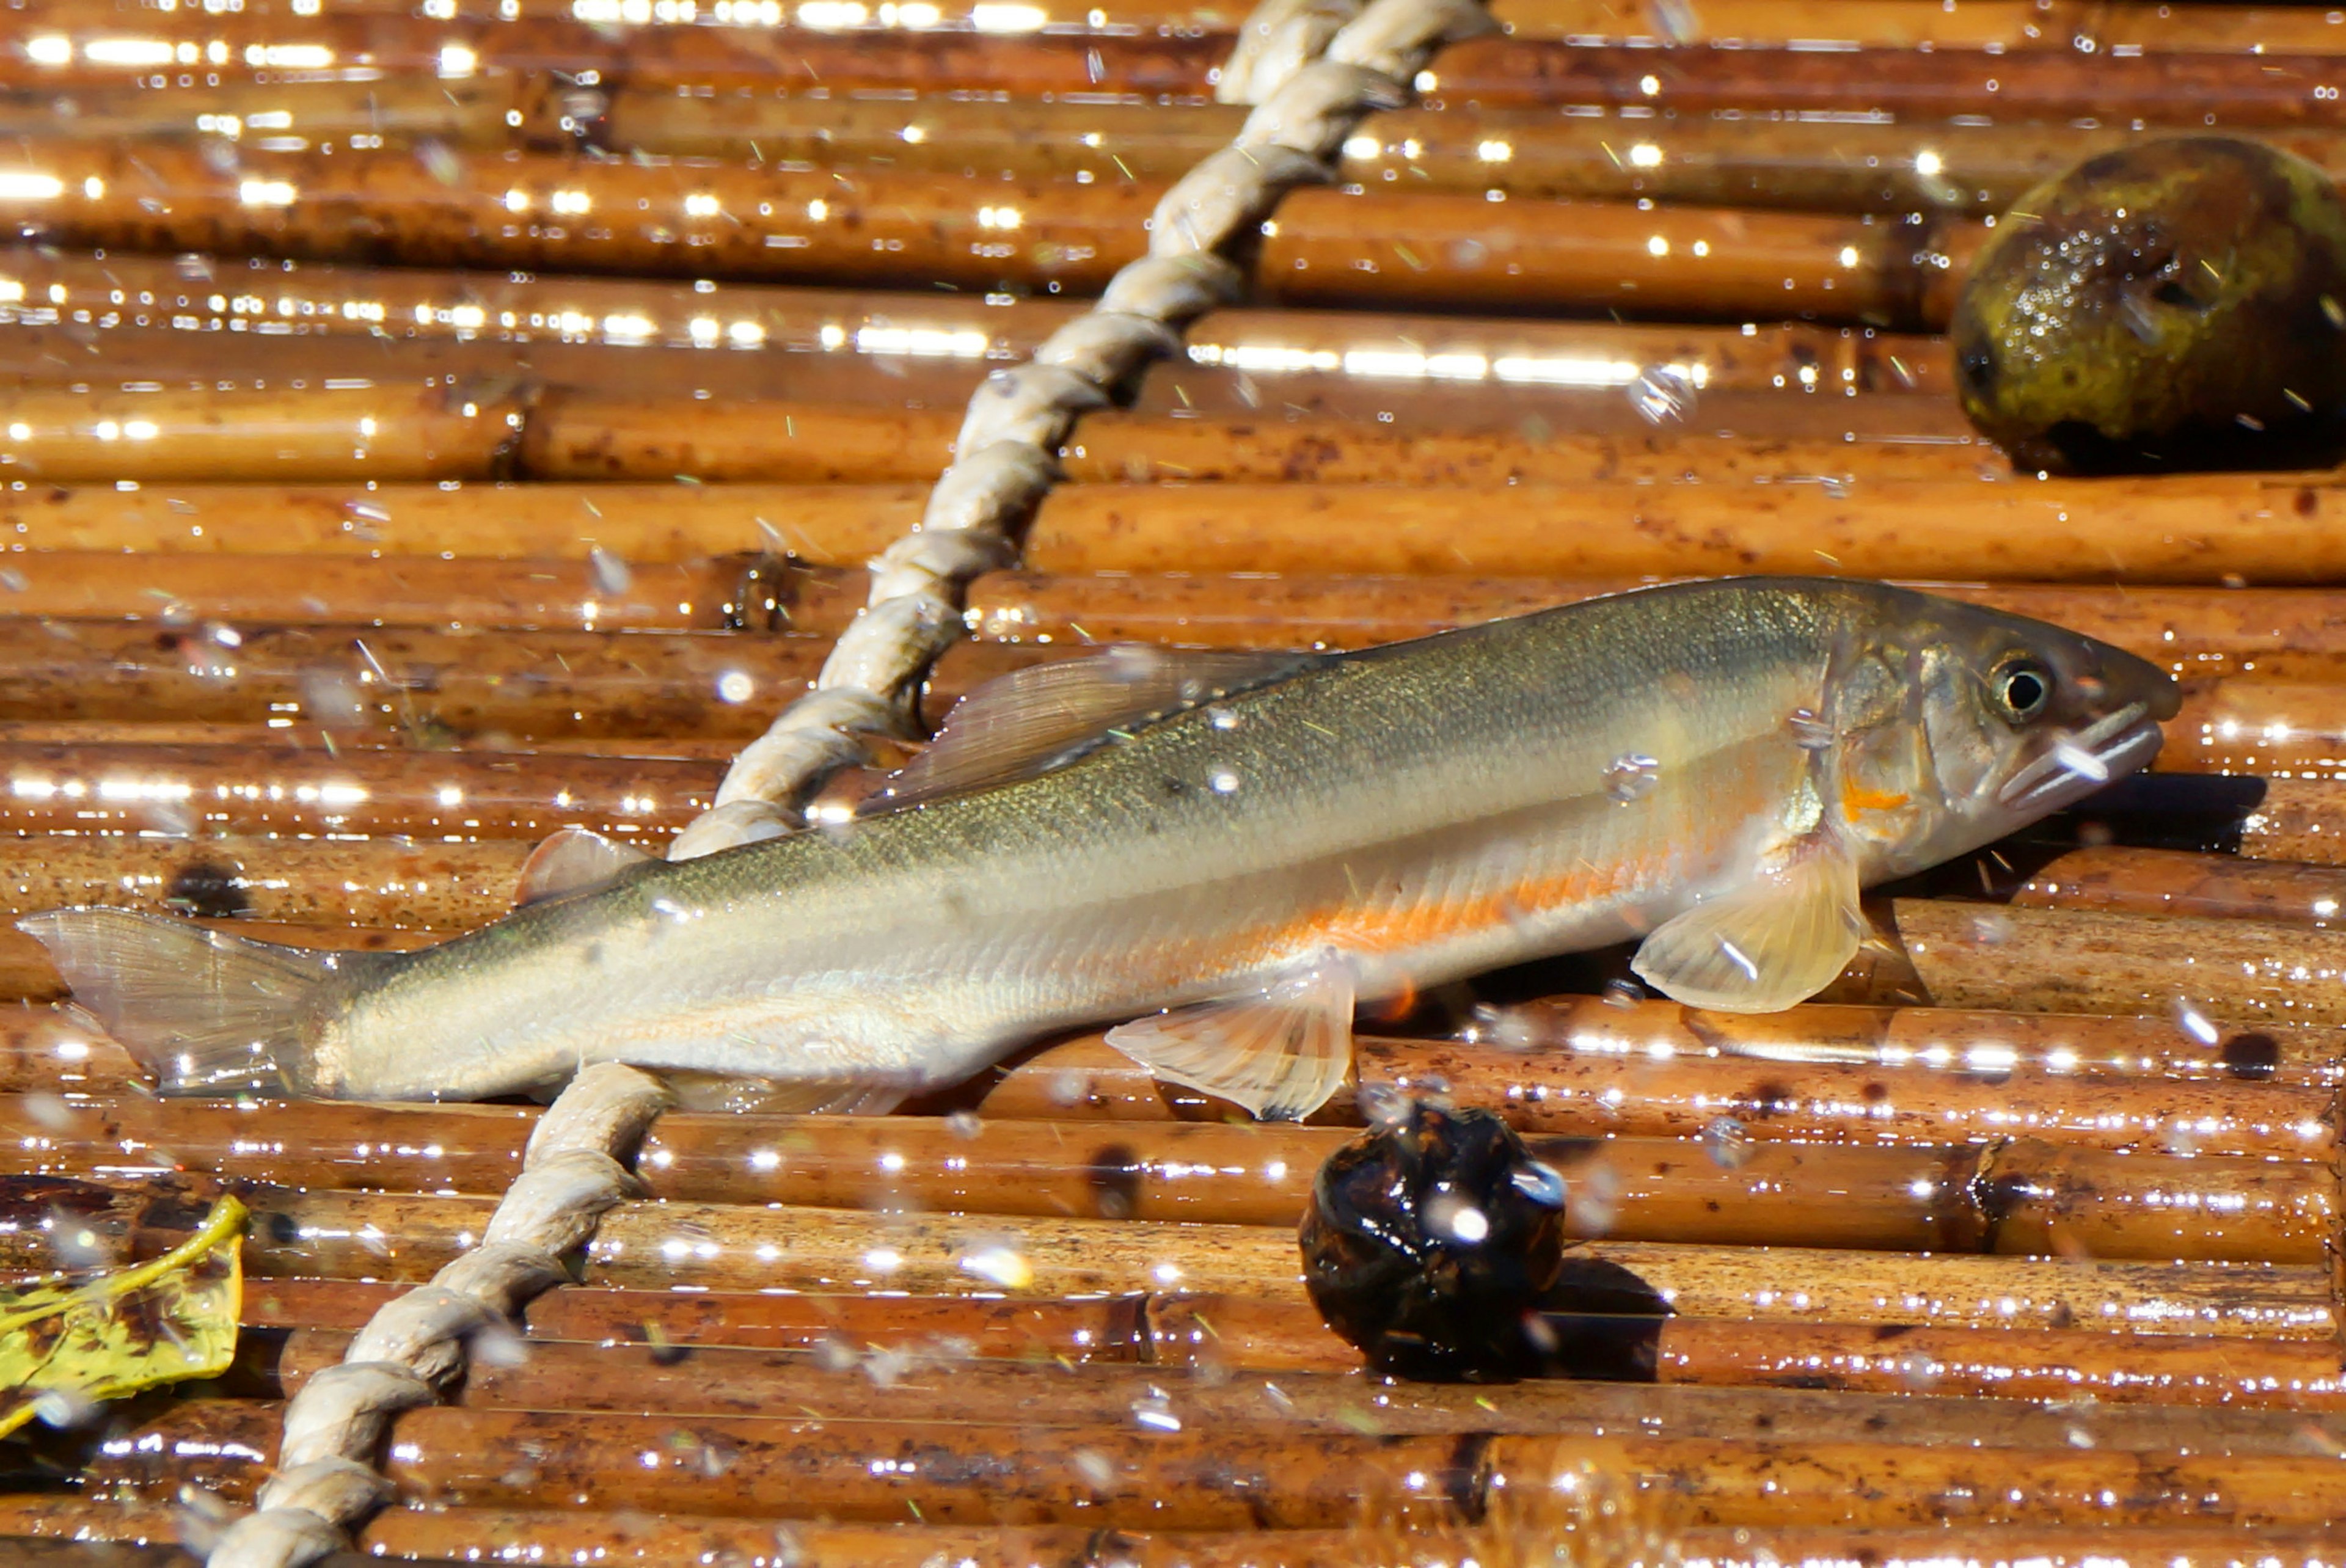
[516, 826, 655, 906]
[659, 1070, 906, 1116]
[862, 646, 1321, 816]
[14, 908, 343, 1096]
[1104, 954, 1356, 1121]
[1629, 834, 1864, 1013]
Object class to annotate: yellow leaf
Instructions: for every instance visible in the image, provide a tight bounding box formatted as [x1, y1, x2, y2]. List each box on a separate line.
[0, 1195, 246, 1437]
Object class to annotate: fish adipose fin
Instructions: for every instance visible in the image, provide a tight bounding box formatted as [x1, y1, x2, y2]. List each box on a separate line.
[659, 1070, 906, 1116]
[15, 908, 346, 1095]
[863, 646, 1323, 815]
[515, 826, 655, 906]
[1629, 834, 1865, 1013]
[1104, 952, 1356, 1121]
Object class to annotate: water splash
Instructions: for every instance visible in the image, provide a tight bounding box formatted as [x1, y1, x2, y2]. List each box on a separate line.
[1701, 1115, 1753, 1170]
[588, 545, 634, 595]
[1604, 754, 1662, 803]
[1626, 365, 1698, 426]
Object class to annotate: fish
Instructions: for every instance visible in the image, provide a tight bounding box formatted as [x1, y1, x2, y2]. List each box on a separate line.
[18, 577, 2178, 1120]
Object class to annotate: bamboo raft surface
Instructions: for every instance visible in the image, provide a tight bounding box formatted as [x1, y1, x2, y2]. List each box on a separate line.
[8, 0, 2346, 1564]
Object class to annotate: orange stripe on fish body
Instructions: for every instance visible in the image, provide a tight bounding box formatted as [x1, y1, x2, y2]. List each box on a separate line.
[1841, 779, 1912, 817]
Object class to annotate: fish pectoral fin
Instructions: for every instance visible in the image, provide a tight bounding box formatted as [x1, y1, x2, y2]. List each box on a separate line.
[659, 1070, 907, 1116]
[1629, 835, 1865, 1013]
[860, 646, 1324, 816]
[1103, 955, 1356, 1121]
[515, 826, 656, 906]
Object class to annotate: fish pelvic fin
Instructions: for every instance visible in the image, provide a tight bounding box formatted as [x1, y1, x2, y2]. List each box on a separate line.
[15, 907, 346, 1096]
[1629, 833, 1865, 1013]
[1104, 952, 1356, 1121]
[658, 1070, 907, 1116]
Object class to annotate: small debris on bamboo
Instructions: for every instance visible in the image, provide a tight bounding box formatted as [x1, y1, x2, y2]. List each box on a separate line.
[86, 1398, 2346, 1531]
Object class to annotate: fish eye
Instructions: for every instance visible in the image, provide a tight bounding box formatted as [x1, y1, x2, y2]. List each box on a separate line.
[1993, 658, 2053, 723]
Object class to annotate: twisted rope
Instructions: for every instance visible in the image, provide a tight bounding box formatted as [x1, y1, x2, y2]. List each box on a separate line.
[666, 0, 1500, 859]
[203, 1065, 670, 1568]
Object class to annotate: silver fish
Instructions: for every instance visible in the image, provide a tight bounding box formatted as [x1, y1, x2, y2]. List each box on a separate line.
[21, 578, 2177, 1118]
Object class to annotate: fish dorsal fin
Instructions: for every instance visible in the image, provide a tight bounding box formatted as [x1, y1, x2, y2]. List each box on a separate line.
[516, 826, 655, 906]
[1629, 832, 1864, 1013]
[861, 646, 1322, 816]
[1103, 952, 1357, 1121]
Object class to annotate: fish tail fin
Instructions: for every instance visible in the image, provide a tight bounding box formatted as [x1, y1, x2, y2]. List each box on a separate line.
[15, 908, 343, 1096]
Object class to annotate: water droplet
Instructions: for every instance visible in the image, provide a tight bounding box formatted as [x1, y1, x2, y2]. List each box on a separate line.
[1627, 365, 1697, 426]
[472, 1318, 532, 1368]
[958, 1245, 1032, 1289]
[1565, 1162, 1620, 1237]
[1601, 978, 1645, 1008]
[298, 669, 367, 727]
[1970, 911, 2014, 946]
[2066, 1426, 2097, 1449]
[1786, 709, 1834, 750]
[2172, 998, 2220, 1047]
[813, 1336, 858, 1374]
[944, 1110, 982, 1140]
[0, 568, 24, 593]
[1071, 1448, 1117, 1489]
[1701, 1116, 1753, 1169]
[1356, 1082, 1412, 1127]
[863, 1345, 915, 1387]
[1047, 1068, 1090, 1106]
[588, 545, 633, 594]
[1130, 1393, 1182, 1432]
[1511, 1161, 1568, 1209]
[1208, 769, 1240, 794]
[20, 1092, 70, 1131]
[715, 669, 756, 704]
[1604, 754, 1662, 803]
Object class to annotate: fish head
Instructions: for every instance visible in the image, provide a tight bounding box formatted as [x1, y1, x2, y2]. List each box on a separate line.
[1832, 591, 2179, 876]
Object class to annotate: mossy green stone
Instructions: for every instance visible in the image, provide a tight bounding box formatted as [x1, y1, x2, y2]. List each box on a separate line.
[1951, 136, 2346, 473]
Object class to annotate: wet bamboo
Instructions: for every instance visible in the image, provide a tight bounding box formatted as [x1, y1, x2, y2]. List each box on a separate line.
[1854, 899, 2346, 1028]
[5, 23, 2342, 126]
[0, 835, 531, 930]
[0, 1004, 143, 1092]
[985, 1023, 2336, 1158]
[19, 1177, 2328, 1336]
[0, 616, 1043, 741]
[0, 552, 780, 633]
[525, 401, 1985, 487]
[2, 140, 1986, 327]
[270, 1312, 2346, 1417]
[0, 739, 723, 839]
[25, 475, 2346, 584]
[84, 1398, 2346, 1531]
[959, 577, 2346, 669]
[2, 247, 1959, 408]
[0, 384, 530, 484]
[9, 1099, 2325, 1261]
[18, 0, 2346, 51]
[2007, 845, 2346, 928]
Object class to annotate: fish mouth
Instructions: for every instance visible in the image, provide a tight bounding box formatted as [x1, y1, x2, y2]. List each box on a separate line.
[1995, 702, 2165, 816]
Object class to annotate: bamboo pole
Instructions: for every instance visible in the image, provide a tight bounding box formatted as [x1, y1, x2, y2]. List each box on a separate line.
[0, 740, 723, 839]
[26, 476, 2346, 583]
[21, 1176, 2328, 1335]
[0, 551, 779, 632]
[11, 1099, 2327, 1261]
[0, 617, 1043, 741]
[2006, 845, 2346, 927]
[2, 248, 1960, 409]
[0, 384, 530, 484]
[268, 1313, 2346, 1417]
[984, 1024, 2337, 1158]
[1, 139, 1986, 326]
[7, 22, 2344, 126]
[83, 1397, 2346, 1531]
[8, 1498, 2345, 1568]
